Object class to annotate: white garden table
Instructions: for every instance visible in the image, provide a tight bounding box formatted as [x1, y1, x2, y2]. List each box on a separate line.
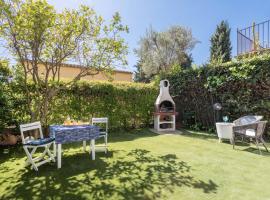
[50, 125, 100, 169]
[215, 122, 234, 144]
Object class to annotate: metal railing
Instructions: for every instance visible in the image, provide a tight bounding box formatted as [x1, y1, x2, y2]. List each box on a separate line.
[237, 20, 270, 55]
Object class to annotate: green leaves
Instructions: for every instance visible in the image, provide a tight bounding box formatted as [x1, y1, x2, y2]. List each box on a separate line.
[9, 80, 157, 129]
[0, 60, 13, 131]
[0, 0, 129, 125]
[166, 54, 270, 132]
[0, 0, 129, 79]
[210, 20, 232, 64]
[0, 59, 10, 76]
[135, 25, 198, 78]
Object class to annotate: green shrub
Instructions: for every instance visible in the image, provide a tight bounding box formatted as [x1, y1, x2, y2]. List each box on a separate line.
[167, 54, 270, 132]
[3, 54, 270, 133]
[10, 81, 158, 130]
[0, 60, 13, 132]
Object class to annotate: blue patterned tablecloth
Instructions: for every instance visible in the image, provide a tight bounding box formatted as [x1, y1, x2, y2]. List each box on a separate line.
[49, 125, 100, 144]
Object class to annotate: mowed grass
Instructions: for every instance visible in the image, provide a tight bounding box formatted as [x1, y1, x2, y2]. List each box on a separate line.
[1, 129, 270, 200]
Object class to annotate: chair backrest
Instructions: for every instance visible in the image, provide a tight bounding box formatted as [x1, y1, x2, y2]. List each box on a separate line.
[20, 121, 43, 144]
[91, 117, 108, 133]
[256, 121, 267, 137]
[233, 115, 263, 126]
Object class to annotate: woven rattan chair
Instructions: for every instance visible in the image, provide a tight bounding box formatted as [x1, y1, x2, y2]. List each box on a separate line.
[232, 115, 263, 145]
[233, 115, 263, 126]
[232, 120, 268, 155]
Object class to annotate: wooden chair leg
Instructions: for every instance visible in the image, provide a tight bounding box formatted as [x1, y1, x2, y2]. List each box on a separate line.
[24, 146, 38, 171]
[90, 139, 95, 160]
[46, 143, 55, 162]
[57, 144, 62, 169]
[24, 147, 37, 167]
[104, 135, 108, 154]
[24, 143, 56, 171]
[53, 142, 56, 157]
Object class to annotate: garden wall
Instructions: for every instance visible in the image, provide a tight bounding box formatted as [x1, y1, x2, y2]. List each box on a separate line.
[167, 54, 270, 132]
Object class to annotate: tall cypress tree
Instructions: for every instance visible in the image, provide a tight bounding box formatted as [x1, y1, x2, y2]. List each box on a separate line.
[210, 20, 232, 63]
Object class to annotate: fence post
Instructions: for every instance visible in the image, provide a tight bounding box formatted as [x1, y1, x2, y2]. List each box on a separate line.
[237, 28, 239, 55]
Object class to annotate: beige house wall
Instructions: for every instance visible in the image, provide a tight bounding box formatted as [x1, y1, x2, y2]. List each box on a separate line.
[34, 63, 133, 82]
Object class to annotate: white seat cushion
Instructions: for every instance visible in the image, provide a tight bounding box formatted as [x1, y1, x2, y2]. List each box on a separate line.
[246, 129, 256, 137]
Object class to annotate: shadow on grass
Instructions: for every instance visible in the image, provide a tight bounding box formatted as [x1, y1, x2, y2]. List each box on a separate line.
[179, 129, 218, 141]
[233, 141, 250, 147]
[109, 128, 159, 142]
[0, 129, 157, 163]
[242, 147, 270, 156]
[0, 144, 25, 163]
[1, 149, 218, 200]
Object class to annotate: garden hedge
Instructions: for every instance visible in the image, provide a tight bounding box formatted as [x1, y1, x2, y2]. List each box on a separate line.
[8, 81, 158, 131]
[167, 54, 270, 132]
[2, 54, 270, 134]
[0, 60, 13, 132]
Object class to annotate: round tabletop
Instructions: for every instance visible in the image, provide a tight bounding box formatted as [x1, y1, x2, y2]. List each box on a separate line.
[215, 122, 234, 126]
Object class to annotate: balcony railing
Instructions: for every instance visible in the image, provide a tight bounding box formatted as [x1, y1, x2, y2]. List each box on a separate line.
[237, 20, 270, 55]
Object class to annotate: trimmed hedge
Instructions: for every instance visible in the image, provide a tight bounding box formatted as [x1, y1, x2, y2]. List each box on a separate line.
[10, 81, 158, 130]
[3, 54, 270, 133]
[167, 54, 270, 132]
[0, 60, 13, 132]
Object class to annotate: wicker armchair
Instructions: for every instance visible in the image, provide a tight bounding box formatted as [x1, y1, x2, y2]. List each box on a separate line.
[233, 115, 263, 126]
[232, 120, 268, 155]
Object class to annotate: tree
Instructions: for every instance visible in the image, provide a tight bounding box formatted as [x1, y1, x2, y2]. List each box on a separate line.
[0, 60, 13, 131]
[134, 26, 198, 78]
[0, 0, 128, 126]
[134, 53, 193, 83]
[180, 53, 193, 69]
[210, 20, 232, 63]
[134, 59, 150, 83]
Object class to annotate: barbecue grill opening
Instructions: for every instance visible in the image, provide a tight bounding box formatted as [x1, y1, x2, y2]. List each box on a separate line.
[163, 80, 168, 87]
[159, 101, 174, 112]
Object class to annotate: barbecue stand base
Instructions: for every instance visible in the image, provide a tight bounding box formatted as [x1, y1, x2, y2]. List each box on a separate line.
[153, 112, 178, 132]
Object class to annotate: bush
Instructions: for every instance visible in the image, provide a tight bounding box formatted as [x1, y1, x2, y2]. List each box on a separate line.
[167, 54, 270, 132]
[9, 81, 158, 130]
[0, 60, 13, 132]
[3, 54, 270, 134]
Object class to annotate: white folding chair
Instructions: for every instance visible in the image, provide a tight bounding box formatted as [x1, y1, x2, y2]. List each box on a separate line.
[83, 117, 108, 153]
[20, 121, 55, 171]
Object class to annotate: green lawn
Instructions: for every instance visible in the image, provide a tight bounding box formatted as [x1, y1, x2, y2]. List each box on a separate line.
[1, 129, 270, 200]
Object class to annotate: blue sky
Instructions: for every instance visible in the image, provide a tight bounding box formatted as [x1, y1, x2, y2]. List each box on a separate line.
[30, 1, 270, 71]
